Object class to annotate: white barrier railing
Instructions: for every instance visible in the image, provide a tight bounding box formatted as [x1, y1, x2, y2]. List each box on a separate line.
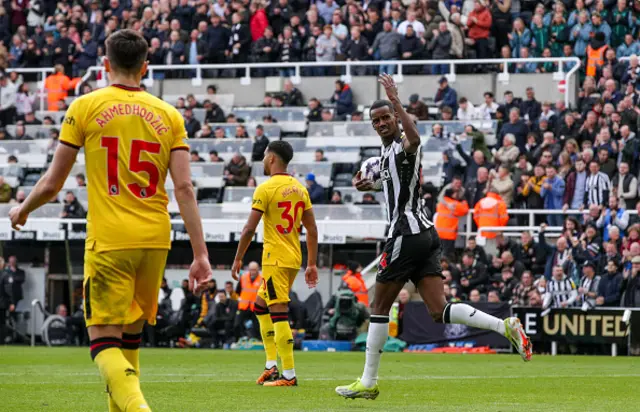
[76, 57, 581, 108]
[6, 67, 55, 115]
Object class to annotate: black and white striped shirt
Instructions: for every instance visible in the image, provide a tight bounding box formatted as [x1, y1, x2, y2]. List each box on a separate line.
[380, 135, 433, 238]
[546, 276, 578, 308]
[584, 171, 610, 207]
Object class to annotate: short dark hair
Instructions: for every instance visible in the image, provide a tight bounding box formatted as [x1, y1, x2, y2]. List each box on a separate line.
[463, 251, 475, 259]
[444, 188, 455, 198]
[106, 29, 149, 74]
[267, 140, 294, 165]
[316, 148, 324, 154]
[369, 99, 393, 117]
[209, 150, 218, 156]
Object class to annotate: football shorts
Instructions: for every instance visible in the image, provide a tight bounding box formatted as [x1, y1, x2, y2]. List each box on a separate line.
[83, 248, 168, 327]
[258, 265, 299, 306]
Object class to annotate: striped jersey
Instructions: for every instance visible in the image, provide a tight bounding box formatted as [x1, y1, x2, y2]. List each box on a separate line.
[547, 276, 578, 308]
[380, 134, 433, 239]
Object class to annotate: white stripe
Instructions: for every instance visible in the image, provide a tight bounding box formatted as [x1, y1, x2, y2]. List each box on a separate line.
[390, 235, 403, 263]
[404, 147, 421, 233]
[387, 142, 401, 238]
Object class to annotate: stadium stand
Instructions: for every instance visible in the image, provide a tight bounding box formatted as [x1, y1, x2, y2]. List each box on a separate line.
[0, 0, 639, 356]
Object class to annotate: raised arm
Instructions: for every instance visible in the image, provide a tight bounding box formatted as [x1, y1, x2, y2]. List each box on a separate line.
[170, 149, 212, 293]
[378, 73, 421, 154]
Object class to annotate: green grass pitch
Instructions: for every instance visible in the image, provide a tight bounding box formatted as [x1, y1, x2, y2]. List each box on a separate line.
[0, 347, 639, 411]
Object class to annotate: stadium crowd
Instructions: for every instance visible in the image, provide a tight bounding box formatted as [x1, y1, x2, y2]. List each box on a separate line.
[1, 0, 640, 77]
[1, 0, 640, 348]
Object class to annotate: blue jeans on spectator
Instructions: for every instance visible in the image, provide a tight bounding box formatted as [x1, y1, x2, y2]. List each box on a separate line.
[547, 214, 563, 227]
[431, 64, 449, 75]
[379, 60, 396, 75]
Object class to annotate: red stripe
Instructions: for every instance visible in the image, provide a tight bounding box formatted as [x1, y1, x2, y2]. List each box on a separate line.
[122, 338, 142, 343]
[90, 341, 121, 351]
[111, 84, 143, 91]
[271, 316, 288, 319]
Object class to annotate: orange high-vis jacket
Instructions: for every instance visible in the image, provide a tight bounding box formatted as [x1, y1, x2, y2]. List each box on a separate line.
[435, 196, 469, 240]
[586, 45, 607, 77]
[473, 192, 509, 239]
[342, 271, 369, 306]
[238, 272, 262, 311]
[44, 72, 82, 111]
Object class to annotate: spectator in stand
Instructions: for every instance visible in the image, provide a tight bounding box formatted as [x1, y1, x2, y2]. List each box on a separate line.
[493, 134, 520, 170]
[407, 94, 429, 121]
[499, 108, 529, 152]
[0, 73, 16, 127]
[477, 92, 499, 119]
[466, 167, 490, 207]
[585, 161, 611, 207]
[15, 84, 35, 121]
[460, 251, 489, 296]
[428, 22, 451, 75]
[316, 25, 339, 74]
[343, 26, 369, 76]
[75, 174, 86, 187]
[434, 76, 458, 114]
[520, 87, 541, 125]
[61, 191, 86, 219]
[513, 271, 536, 305]
[282, 79, 304, 106]
[73, 30, 98, 76]
[306, 173, 325, 204]
[457, 97, 477, 121]
[400, 25, 423, 74]
[235, 125, 250, 139]
[466, 0, 492, 62]
[190, 150, 205, 162]
[541, 165, 566, 226]
[563, 157, 587, 211]
[195, 124, 213, 139]
[183, 108, 201, 138]
[369, 20, 401, 75]
[251, 125, 270, 162]
[315, 149, 328, 162]
[209, 150, 224, 163]
[330, 80, 354, 120]
[596, 260, 623, 307]
[224, 153, 251, 187]
[509, 18, 531, 58]
[612, 162, 637, 209]
[621, 256, 640, 307]
[596, 196, 629, 241]
[545, 265, 578, 308]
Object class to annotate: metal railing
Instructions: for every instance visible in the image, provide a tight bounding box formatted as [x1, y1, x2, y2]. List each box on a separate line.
[77, 57, 581, 108]
[6, 67, 55, 115]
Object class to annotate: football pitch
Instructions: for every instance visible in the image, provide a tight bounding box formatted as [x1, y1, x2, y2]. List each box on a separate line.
[0, 347, 639, 412]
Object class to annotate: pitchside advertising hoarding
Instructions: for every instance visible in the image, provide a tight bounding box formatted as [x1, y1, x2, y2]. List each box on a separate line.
[7, 227, 348, 244]
[512, 307, 640, 345]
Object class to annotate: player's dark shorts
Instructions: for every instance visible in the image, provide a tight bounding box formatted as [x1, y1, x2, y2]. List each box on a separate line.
[377, 227, 443, 285]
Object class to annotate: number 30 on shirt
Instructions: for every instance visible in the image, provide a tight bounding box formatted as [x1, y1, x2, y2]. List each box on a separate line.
[101, 136, 161, 199]
[276, 200, 305, 234]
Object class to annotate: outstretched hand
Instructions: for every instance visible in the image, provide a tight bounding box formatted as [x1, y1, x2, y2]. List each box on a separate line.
[378, 73, 399, 104]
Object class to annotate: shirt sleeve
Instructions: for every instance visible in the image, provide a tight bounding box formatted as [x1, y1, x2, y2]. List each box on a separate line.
[170, 107, 189, 152]
[252, 184, 268, 213]
[59, 99, 86, 149]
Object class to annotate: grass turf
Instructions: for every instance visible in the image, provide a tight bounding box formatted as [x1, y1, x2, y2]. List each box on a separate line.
[0, 347, 638, 411]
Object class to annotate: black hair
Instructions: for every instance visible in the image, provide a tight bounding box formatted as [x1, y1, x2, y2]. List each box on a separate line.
[267, 140, 294, 165]
[444, 188, 455, 198]
[209, 150, 218, 156]
[369, 99, 394, 117]
[316, 148, 324, 154]
[105, 29, 149, 74]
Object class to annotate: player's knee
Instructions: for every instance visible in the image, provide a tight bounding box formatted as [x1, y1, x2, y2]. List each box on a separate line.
[430, 311, 444, 323]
